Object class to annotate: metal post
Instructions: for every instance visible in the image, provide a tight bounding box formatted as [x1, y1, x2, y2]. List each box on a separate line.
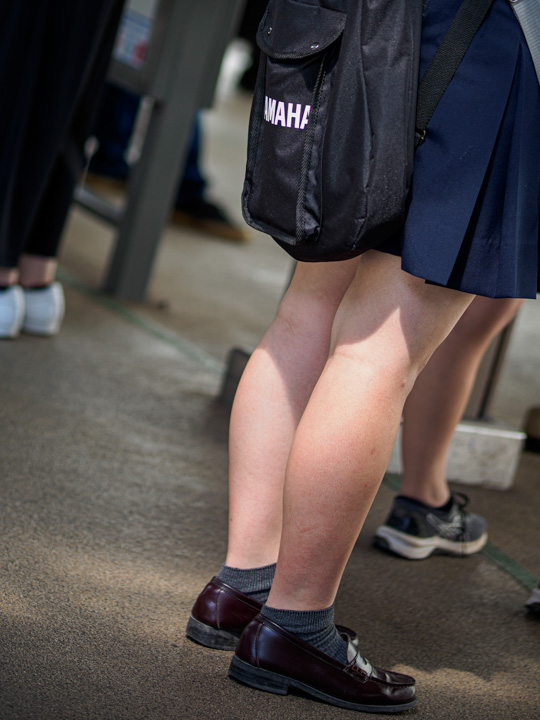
[103, 0, 245, 300]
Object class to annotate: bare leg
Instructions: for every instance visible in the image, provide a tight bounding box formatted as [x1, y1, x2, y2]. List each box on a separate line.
[0, 256, 58, 288]
[0, 267, 19, 285]
[265, 252, 474, 611]
[400, 296, 524, 506]
[18, 254, 58, 288]
[225, 258, 360, 568]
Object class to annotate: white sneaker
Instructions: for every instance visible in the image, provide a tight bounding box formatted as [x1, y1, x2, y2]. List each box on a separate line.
[22, 282, 65, 336]
[0, 285, 25, 338]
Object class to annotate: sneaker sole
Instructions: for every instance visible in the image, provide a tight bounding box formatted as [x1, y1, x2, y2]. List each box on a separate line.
[229, 655, 417, 714]
[0, 325, 22, 339]
[22, 320, 63, 336]
[185, 615, 240, 650]
[373, 526, 488, 560]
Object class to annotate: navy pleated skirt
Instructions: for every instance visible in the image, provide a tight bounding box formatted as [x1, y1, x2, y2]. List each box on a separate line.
[378, 0, 540, 298]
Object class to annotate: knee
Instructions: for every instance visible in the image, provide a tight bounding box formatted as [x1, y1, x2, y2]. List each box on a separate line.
[330, 341, 421, 400]
[274, 277, 344, 342]
[273, 259, 359, 339]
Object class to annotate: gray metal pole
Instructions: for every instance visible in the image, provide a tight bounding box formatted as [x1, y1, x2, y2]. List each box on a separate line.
[103, 0, 246, 300]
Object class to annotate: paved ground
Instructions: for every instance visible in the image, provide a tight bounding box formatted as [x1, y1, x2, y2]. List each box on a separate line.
[1, 90, 539, 720]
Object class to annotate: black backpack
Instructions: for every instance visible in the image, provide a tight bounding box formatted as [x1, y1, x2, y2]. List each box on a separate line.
[241, 0, 494, 263]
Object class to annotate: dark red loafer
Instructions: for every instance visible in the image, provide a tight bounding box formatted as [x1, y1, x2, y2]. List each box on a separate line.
[186, 577, 359, 651]
[186, 577, 261, 650]
[229, 613, 417, 713]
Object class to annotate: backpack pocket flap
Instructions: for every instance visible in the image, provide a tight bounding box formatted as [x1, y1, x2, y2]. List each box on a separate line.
[256, 0, 346, 60]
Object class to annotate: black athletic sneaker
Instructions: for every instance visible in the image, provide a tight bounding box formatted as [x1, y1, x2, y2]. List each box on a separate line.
[373, 492, 488, 560]
[525, 583, 540, 618]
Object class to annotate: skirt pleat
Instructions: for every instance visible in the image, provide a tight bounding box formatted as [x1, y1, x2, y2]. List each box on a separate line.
[379, 0, 540, 298]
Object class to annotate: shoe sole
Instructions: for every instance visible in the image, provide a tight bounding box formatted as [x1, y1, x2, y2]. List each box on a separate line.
[186, 615, 240, 650]
[229, 655, 417, 714]
[22, 321, 63, 336]
[0, 326, 21, 339]
[373, 526, 488, 560]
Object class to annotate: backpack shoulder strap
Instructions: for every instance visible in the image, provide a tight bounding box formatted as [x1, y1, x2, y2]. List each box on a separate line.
[415, 0, 496, 147]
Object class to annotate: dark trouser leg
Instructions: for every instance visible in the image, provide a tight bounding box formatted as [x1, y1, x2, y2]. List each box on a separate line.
[0, 0, 124, 267]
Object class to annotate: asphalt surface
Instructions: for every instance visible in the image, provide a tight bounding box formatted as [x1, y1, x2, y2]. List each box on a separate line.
[1, 280, 539, 720]
[2, 89, 539, 720]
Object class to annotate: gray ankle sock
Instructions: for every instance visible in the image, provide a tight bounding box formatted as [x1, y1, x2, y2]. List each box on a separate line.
[217, 563, 276, 603]
[261, 604, 349, 665]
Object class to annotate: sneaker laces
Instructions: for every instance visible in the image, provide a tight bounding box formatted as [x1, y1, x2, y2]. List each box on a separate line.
[448, 491, 472, 551]
[451, 491, 471, 512]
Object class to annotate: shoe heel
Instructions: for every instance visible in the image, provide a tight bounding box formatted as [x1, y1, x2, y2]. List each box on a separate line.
[186, 615, 239, 650]
[229, 655, 289, 695]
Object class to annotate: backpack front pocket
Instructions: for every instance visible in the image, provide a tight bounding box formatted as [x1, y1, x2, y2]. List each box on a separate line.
[242, 0, 346, 247]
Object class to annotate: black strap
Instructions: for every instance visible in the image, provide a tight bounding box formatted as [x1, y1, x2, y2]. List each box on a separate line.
[415, 0, 496, 147]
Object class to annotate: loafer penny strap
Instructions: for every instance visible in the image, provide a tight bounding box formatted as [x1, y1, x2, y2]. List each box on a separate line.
[346, 641, 373, 678]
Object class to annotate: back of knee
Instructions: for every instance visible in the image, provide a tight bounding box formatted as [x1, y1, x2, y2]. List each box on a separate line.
[275, 290, 337, 340]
